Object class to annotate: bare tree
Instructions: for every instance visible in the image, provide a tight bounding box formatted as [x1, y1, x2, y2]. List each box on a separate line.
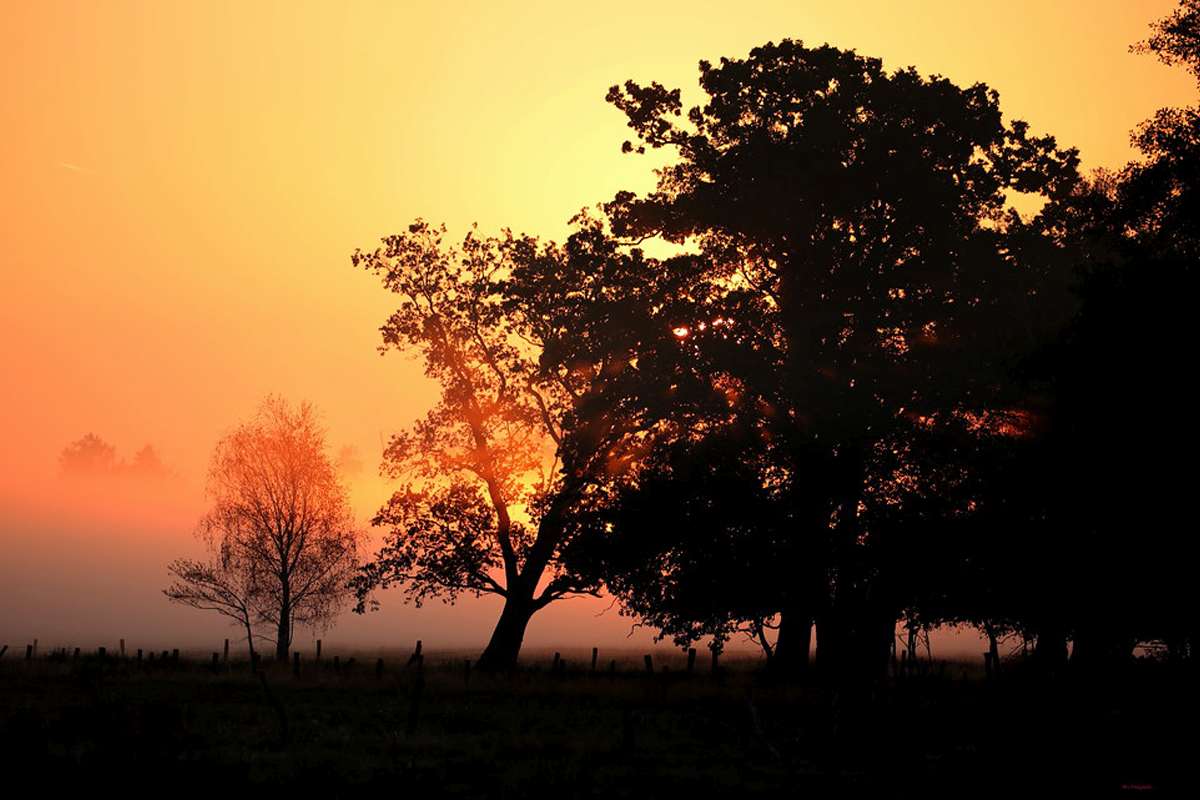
[167, 396, 363, 661]
[165, 549, 261, 661]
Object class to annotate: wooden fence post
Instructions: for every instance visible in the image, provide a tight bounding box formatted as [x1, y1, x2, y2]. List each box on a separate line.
[406, 640, 423, 668]
[223, 639, 230, 664]
[591, 647, 599, 673]
[316, 639, 322, 662]
[687, 648, 697, 674]
[552, 652, 561, 673]
[120, 639, 125, 658]
[643, 654, 654, 674]
[0, 645, 8, 660]
[25, 644, 32, 661]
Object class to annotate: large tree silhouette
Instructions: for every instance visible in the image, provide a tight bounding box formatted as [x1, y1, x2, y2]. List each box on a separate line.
[1008, 2, 1200, 666]
[352, 221, 687, 669]
[352, 216, 724, 669]
[892, 2, 1200, 670]
[599, 40, 1080, 679]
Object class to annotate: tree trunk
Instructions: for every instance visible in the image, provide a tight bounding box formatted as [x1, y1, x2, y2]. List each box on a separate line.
[751, 618, 775, 663]
[863, 604, 894, 682]
[823, 445, 868, 685]
[814, 607, 843, 684]
[244, 620, 257, 664]
[773, 607, 813, 679]
[1033, 624, 1068, 674]
[986, 624, 1001, 674]
[1073, 624, 1136, 672]
[477, 595, 535, 671]
[275, 596, 291, 662]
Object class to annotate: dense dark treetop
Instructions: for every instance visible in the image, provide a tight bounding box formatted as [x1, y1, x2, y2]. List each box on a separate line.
[604, 40, 1081, 445]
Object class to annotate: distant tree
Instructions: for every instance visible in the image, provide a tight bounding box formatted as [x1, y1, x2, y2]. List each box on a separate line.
[128, 444, 168, 477]
[168, 397, 362, 661]
[59, 435, 172, 479]
[59, 433, 118, 475]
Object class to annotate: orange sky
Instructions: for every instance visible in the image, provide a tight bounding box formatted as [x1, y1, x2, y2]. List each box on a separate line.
[1, 0, 1195, 655]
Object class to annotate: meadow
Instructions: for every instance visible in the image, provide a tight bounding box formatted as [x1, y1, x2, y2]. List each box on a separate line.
[0, 645, 1189, 796]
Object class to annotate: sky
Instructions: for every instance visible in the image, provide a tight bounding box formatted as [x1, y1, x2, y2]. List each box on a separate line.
[1, 0, 1195, 657]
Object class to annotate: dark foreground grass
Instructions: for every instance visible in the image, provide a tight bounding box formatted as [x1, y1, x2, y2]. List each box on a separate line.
[0, 652, 1193, 797]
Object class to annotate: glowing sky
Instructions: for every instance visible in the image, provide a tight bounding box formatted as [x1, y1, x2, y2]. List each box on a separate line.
[1, 1, 1194, 654]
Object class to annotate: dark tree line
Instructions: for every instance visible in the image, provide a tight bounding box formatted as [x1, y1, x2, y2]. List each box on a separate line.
[351, 3, 1199, 676]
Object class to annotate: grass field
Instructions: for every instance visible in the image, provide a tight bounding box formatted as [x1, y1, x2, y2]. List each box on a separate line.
[0, 648, 1192, 797]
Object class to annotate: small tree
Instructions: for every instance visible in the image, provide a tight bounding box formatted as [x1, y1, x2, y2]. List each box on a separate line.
[166, 397, 362, 661]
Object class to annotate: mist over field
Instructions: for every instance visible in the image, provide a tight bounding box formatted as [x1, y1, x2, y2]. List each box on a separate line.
[0, 455, 670, 654]
[0, 447, 991, 658]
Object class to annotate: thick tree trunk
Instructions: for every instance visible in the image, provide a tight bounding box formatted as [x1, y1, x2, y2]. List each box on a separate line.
[863, 604, 895, 682]
[821, 445, 870, 686]
[773, 606, 813, 679]
[1033, 624, 1068, 674]
[814, 607, 843, 684]
[1073, 624, 1137, 673]
[477, 595, 535, 671]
